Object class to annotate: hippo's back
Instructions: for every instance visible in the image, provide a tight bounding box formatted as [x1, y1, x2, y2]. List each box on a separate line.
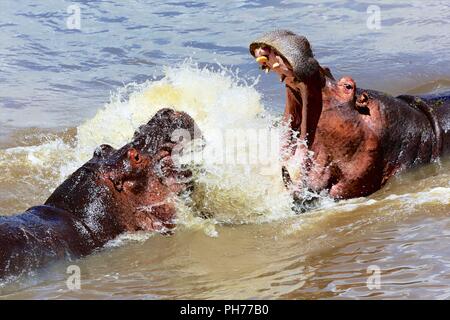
[0, 206, 92, 279]
[423, 92, 450, 156]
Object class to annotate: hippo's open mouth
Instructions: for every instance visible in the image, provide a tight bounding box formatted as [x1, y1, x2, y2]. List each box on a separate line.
[249, 30, 326, 151]
[251, 45, 295, 84]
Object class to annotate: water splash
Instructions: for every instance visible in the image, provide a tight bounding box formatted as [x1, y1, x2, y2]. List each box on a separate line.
[1, 62, 448, 239]
[0, 62, 296, 234]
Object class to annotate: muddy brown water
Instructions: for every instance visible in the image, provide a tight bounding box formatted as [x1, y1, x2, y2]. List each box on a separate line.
[1, 0, 450, 299]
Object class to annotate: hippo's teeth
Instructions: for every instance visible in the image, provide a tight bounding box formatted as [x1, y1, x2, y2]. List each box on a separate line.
[272, 62, 280, 69]
[256, 56, 269, 64]
[265, 68, 270, 74]
[280, 75, 286, 82]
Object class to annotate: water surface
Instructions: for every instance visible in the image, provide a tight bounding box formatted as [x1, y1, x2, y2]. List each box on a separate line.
[0, 0, 449, 299]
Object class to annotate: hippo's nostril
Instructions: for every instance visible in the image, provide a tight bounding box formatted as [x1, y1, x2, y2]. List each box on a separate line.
[114, 179, 123, 192]
[345, 84, 353, 90]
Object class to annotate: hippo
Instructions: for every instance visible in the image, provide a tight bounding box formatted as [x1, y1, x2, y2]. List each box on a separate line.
[0, 108, 201, 280]
[250, 30, 450, 202]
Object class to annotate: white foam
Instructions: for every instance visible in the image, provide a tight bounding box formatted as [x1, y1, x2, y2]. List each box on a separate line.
[104, 231, 155, 248]
[71, 62, 296, 227]
[383, 187, 450, 205]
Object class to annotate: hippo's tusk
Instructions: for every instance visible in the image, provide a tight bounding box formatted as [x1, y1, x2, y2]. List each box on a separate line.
[265, 68, 270, 74]
[272, 62, 280, 69]
[256, 56, 269, 64]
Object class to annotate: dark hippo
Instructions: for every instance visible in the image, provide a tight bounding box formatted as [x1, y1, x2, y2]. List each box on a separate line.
[0, 108, 201, 280]
[250, 30, 450, 201]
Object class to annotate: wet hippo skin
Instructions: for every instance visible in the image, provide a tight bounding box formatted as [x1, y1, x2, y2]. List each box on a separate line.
[0, 108, 201, 279]
[250, 30, 450, 201]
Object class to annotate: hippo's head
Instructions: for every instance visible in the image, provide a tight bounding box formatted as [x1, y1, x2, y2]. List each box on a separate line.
[250, 30, 387, 199]
[45, 109, 202, 237]
[249, 30, 357, 150]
